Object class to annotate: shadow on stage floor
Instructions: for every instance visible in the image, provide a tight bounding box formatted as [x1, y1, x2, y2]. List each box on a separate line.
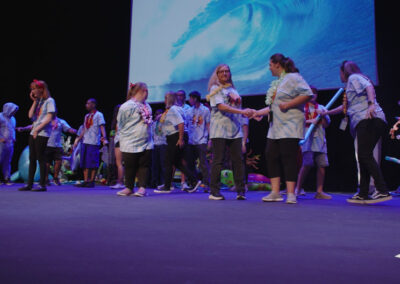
[0, 184, 399, 283]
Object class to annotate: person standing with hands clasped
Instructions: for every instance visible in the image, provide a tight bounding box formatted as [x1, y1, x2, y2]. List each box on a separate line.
[253, 54, 313, 204]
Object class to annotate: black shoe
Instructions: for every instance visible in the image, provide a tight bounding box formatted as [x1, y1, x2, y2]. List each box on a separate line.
[32, 186, 47, 192]
[74, 181, 88, 187]
[154, 186, 172, 193]
[236, 193, 247, 200]
[86, 181, 95, 188]
[347, 193, 370, 204]
[18, 185, 32, 191]
[208, 193, 225, 200]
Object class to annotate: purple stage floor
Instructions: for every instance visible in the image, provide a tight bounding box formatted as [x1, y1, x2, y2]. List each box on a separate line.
[1, 183, 399, 283]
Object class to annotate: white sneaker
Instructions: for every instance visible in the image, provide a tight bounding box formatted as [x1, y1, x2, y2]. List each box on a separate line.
[262, 192, 284, 202]
[110, 183, 125, 189]
[181, 182, 190, 190]
[286, 193, 297, 204]
[295, 188, 306, 196]
[133, 187, 146, 197]
[157, 184, 175, 190]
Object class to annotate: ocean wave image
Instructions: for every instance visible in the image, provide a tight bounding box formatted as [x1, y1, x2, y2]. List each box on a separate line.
[129, 0, 376, 102]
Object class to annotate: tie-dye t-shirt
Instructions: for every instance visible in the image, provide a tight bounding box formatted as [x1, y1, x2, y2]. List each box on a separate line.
[187, 104, 210, 145]
[267, 73, 313, 139]
[30, 97, 56, 137]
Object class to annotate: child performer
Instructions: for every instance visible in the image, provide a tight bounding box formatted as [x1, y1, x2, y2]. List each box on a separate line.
[73, 98, 107, 188]
[116, 82, 153, 197]
[46, 114, 77, 185]
[294, 86, 332, 199]
[0, 103, 19, 184]
[19, 79, 56, 192]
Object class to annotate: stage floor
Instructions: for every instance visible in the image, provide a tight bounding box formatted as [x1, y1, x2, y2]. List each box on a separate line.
[0, 184, 399, 283]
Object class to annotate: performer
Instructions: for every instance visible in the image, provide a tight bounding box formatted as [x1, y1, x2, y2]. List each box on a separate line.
[295, 86, 331, 199]
[151, 109, 167, 189]
[19, 79, 56, 192]
[45, 114, 77, 185]
[320, 61, 391, 204]
[154, 92, 201, 193]
[253, 54, 313, 204]
[175, 89, 191, 190]
[0, 103, 19, 185]
[115, 82, 153, 197]
[109, 104, 125, 189]
[207, 64, 254, 200]
[187, 91, 211, 190]
[73, 98, 107, 188]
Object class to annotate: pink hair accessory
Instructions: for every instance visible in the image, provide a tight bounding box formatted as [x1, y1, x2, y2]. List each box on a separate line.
[33, 79, 45, 88]
[130, 83, 136, 89]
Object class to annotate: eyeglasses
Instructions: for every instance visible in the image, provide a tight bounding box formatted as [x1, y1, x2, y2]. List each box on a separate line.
[218, 70, 230, 74]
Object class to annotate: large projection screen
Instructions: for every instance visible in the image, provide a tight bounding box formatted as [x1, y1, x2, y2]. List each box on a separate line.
[129, 0, 377, 103]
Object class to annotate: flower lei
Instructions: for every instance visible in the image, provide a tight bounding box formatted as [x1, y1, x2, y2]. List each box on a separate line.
[265, 71, 286, 106]
[137, 102, 152, 125]
[206, 83, 232, 101]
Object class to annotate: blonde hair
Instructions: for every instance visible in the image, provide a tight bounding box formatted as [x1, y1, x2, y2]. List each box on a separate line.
[127, 82, 147, 101]
[164, 91, 176, 108]
[207, 64, 234, 91]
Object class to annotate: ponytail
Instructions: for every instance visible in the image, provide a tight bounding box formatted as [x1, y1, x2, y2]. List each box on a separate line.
[270, 53, 299, 73]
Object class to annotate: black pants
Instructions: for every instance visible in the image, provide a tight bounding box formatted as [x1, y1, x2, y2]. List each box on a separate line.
[151, 145, 166, 187]
[356, 118, 388, 197]
[187, 144, 210, 186]
[210, 138, 245, 195]
[28, 135, 49, 187]
[265, 138, 300, 182]
[164, 132, 196, 189]
[122, 150, 151, 190]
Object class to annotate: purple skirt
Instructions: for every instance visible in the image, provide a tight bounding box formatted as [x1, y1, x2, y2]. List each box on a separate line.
[80, 143, 101, 169]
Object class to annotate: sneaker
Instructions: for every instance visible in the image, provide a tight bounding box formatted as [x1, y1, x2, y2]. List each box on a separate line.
[280, 189, 287, 195]
[181, 182, 190, 190]
[157, 184, 175, 191]
[53, 178, 61, 186]
[133, 187, 146, 197]
[86, 181, 95, 188]
[74, 181, 88, 187]
[154, 186, 172, 193]
[295, 188, 306, 196]
[236, 193, 246, 200]
[368, 191, 392, 204]
[3, 180, 13, 186]
[186, 181, 202, 193]
[117, 188, 133, 196]
[286, 193, 297, 204]
[262, 192, 284, 202]
[347, 193, 370, 204]
[32, 186, 47, 192]
[18, 185, 32, 191]
[314, 192, 332, 200]
[209, 193, 225, 200]
[110, 183, 125, 189]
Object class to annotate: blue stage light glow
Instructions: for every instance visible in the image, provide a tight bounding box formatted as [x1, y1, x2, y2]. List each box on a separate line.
[129, 0, 377, 103]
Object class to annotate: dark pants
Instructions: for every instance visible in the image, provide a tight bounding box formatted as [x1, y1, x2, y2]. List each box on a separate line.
[356, 118, 388, 197]
[187, 144, 210, 186]
[265, 138, 300, 182]
[122, 150, 151, 190]
[28, 135, 49, 187]
[151, 144, 166, 187]
[210, 138, 245, 195]
[164, 132, 196, 189]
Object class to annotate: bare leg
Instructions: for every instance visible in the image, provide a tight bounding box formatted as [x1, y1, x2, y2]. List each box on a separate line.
[54, 160, 62, 180]
[270, 177, 281, 194]
[286, 181, 296, 194]
[295, 165, 311, 192]
[316, 167, 325, 193]
[83, 168, 89, 182]
[90, 169, 96, 181]
[115, 147, 124, 184]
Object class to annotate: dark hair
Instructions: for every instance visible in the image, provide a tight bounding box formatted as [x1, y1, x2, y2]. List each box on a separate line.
[309, 85, 318, 94]
[189, 91, 201, 102]
[88, 98, 97, 107]
[110, 104, 121, 131]
[270, 53, 299, 73]
[176, 90, 186, 97]
[340, 60, 363, 81]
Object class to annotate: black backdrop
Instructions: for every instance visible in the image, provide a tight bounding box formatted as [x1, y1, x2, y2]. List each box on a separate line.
[2, 1, 399, 191]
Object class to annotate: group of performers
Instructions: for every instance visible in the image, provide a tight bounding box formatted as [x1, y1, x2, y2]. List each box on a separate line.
[1, 53, 399, 205]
